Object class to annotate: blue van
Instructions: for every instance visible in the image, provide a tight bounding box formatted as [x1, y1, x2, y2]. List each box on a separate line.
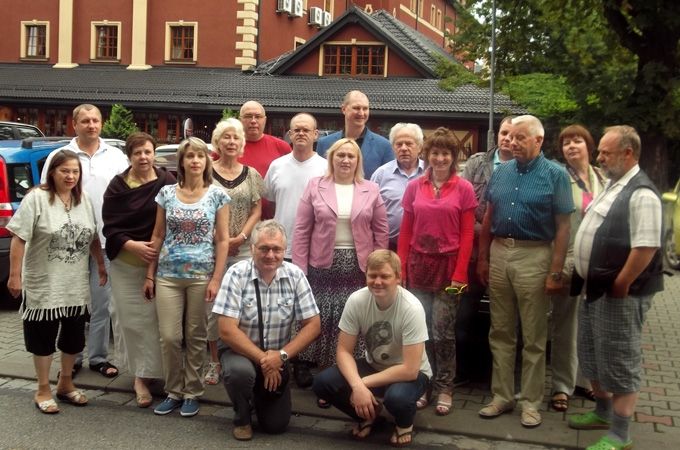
[0, 137, 70, 301]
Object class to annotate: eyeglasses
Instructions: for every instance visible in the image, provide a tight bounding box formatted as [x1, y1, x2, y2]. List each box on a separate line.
[289, 128, 315, 135]
[240, 114, 265, 121]
[255, 246, 285, 255]
[444, 285, 467, 296]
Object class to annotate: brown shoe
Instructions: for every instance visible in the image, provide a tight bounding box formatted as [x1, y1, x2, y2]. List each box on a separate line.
[232, 424, 253, 441]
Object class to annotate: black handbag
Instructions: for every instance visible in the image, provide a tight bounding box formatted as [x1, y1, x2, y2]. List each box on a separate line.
[252, 279, 289, 398]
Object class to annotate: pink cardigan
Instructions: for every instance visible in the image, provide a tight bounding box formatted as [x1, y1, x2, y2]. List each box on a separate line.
[292, 176, 388, 274]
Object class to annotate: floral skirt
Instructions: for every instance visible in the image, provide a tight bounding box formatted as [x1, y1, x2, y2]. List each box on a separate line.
[299, 248, 366, 368]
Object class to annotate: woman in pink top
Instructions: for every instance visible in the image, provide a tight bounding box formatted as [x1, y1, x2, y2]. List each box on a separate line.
[398, 127, 477, 416]
[293, 138, 388, 385]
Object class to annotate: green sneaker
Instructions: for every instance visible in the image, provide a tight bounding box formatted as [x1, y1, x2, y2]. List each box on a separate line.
[585, 435, 633, 450]
[568, 411, 611, 430]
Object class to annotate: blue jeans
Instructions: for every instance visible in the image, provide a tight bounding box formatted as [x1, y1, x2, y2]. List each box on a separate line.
[76, 254, 112, 366]
[313, 359, 429, 428]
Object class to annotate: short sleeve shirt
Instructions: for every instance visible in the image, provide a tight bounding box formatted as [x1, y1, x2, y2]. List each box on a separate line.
[155, 184, 230, 279]
[339, 286, 432, 378]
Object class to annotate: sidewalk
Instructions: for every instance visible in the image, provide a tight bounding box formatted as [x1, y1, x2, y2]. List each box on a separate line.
[1, 271, 678, 449]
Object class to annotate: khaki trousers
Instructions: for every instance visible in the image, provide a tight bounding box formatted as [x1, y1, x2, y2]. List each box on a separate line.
[488, 239, 551, 410]
[155, 277, 208, 399]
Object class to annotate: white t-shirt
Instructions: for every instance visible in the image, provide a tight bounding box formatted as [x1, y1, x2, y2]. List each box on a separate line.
[41, 138, 129, 246]
[7, 189, 97, 319]
[339, 286, 432, 378]
[263, 152, 327, 258]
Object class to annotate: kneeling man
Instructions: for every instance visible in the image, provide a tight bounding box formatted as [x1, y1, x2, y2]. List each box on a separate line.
[313, 250, 431, 447]
[213, 220, 320, 441]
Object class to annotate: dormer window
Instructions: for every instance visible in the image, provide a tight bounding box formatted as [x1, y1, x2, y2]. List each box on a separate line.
[322, 44, 385, 77]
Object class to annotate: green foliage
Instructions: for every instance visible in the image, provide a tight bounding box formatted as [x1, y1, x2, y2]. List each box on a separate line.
[434, 55, 481, 90]
[500, 74, 578, 120]
[101, 104, 138, 139]
[221, 108, 239, 120]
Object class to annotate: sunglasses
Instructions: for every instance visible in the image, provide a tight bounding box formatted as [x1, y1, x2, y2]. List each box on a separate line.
[444, 284, 467, 296]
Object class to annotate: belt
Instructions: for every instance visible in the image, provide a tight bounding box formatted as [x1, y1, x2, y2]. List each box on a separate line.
[494, 237, 550, 248]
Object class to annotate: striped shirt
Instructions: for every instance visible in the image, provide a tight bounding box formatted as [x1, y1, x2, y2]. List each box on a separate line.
[485, 153, 574, 241]
[212, 259, 319, 350]
[574, 165, 662, 278]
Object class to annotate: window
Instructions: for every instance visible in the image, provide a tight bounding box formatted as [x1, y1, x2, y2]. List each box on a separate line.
[44, 109, 68, 136]
[165, 23, 198, 63]
[97, 25, 118, 59]
[431, 5, 436, 24]
[134, 113, 159, 137]
[16, 108, 40, 127]
[323, 44, 386, 77]
[437, 10, 442, 29]
[167, 115, 181, 143]
[21, 22, 49, 59]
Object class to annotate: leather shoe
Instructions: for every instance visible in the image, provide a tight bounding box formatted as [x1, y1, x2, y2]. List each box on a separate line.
[520, 408, 542, 428]
[232, 424, 253, 441]
[478, 401, 514, 418]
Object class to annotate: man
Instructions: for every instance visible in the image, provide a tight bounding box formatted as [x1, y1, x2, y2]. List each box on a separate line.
[313, 250, 431, 447]
[239, 101, 291, 219]
[41, 104, 129, 378]
[316, 90, 393, 179]
[370, 123, 425, 251]
[263, 113, 327, 260]
[568, 126, 663, 450]
[456, 116, 513, 385]
[213, 220, 320, 441]
[476, 115, 573, 428]
[263, 113, 327, 388]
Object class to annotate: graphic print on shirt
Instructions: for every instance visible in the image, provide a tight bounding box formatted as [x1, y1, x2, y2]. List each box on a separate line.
[166, 207, 211, 245]
[366, 321, 393, 362]
[47, 222, 93, 263]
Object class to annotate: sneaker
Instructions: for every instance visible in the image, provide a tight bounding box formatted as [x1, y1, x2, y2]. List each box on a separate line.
[585, 435, 632, 450]
[180, 398, 200, 417]
[154, 396, 182, 415]
[204, 362, 220, 385]
[568, 411, 611, 430]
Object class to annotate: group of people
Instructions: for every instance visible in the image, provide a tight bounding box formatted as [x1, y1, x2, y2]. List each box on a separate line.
[6, 92, 663, 450]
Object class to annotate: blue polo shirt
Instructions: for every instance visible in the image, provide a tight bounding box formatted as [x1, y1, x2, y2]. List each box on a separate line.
[485, 153, 574, 241]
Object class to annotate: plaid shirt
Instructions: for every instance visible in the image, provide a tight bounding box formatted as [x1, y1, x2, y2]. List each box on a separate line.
[212, 259, 319, 350]
[574, 165, 662, 278]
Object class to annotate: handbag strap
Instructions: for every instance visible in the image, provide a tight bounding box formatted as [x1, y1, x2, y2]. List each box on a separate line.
[253, 279, 265, 351]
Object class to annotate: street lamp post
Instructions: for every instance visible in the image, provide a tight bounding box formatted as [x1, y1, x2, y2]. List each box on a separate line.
[486, 0, 497, 151]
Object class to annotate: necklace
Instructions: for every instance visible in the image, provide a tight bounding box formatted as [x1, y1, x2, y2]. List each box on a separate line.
[57, 193, 72, 212]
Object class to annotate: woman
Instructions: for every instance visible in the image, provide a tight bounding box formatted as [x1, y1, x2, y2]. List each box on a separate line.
[293, 138, 389, 378]
[397, 127, 477, 416]
[7, 149, 106, 414]
[204, 119, 263, 385]
[549, 125, 605, 412]
[144, 137, 230, 417]
[102, 132, 176, 407]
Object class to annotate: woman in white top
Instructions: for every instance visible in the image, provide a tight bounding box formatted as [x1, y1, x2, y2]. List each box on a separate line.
[7, 149, 106, 414]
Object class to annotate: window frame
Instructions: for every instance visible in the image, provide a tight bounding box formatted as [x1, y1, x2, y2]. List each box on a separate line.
[90, 21, 122, 62]
[165, 22, 198, 64]
[20, 21, 49, 60]
[321, 42, 387, 78]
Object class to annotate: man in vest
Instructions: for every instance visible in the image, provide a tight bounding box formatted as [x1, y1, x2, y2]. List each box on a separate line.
[568, 125, 663, 450]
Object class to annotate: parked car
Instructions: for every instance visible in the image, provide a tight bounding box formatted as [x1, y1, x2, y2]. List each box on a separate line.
[662, 178, 680, 269]
[0, 137, 71, 301]
[155, 143, 215, 175]
[103, 138, 126, 152]
[0, 121, 44, 140]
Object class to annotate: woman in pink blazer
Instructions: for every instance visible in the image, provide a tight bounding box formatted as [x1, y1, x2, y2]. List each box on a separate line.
[293, 138, 388, 379]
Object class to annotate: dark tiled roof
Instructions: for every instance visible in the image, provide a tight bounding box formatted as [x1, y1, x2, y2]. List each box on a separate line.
[0, 64, 525, 118]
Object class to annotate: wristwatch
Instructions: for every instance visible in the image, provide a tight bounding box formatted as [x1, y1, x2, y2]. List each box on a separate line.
[279, 349, 289, 362]
[550, 272, 562, 281]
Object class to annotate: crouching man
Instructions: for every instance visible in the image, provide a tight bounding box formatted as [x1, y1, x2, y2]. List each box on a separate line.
[213, 220, 320, 441]
[313, 250, 431, 447]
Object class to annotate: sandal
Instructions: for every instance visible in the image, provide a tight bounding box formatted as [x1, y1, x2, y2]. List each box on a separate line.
[56, 390, 88, 406]
[317, 397, 332, 409]
[435, 393, 452, 416]
[34, 398, 60, 414]
[204, 362, 221, 385]
[416, 393, 428, 410]
[351, 420, 375, 440]
[390, 424, 414, 448]
[89, 361, 119, 378]
[575, 385, 596, 402]
[550, 392, 569, 412]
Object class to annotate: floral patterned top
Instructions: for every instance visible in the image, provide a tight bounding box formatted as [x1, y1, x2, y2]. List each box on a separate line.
[155, 184, 231, 280]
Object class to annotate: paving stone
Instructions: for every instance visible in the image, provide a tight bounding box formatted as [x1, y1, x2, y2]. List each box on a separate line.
[636, 413, 673, 426]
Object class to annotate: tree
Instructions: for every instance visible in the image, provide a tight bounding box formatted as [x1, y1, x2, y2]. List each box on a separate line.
[221, 108, 239, 120]
[102, 104, 139, 140]
[450, 0, 680, 187]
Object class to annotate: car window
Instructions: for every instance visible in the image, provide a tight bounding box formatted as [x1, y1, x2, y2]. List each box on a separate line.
[0, 125, 14, 140]
[17, 126, 42, 139]
[8, 163, 33, 202]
